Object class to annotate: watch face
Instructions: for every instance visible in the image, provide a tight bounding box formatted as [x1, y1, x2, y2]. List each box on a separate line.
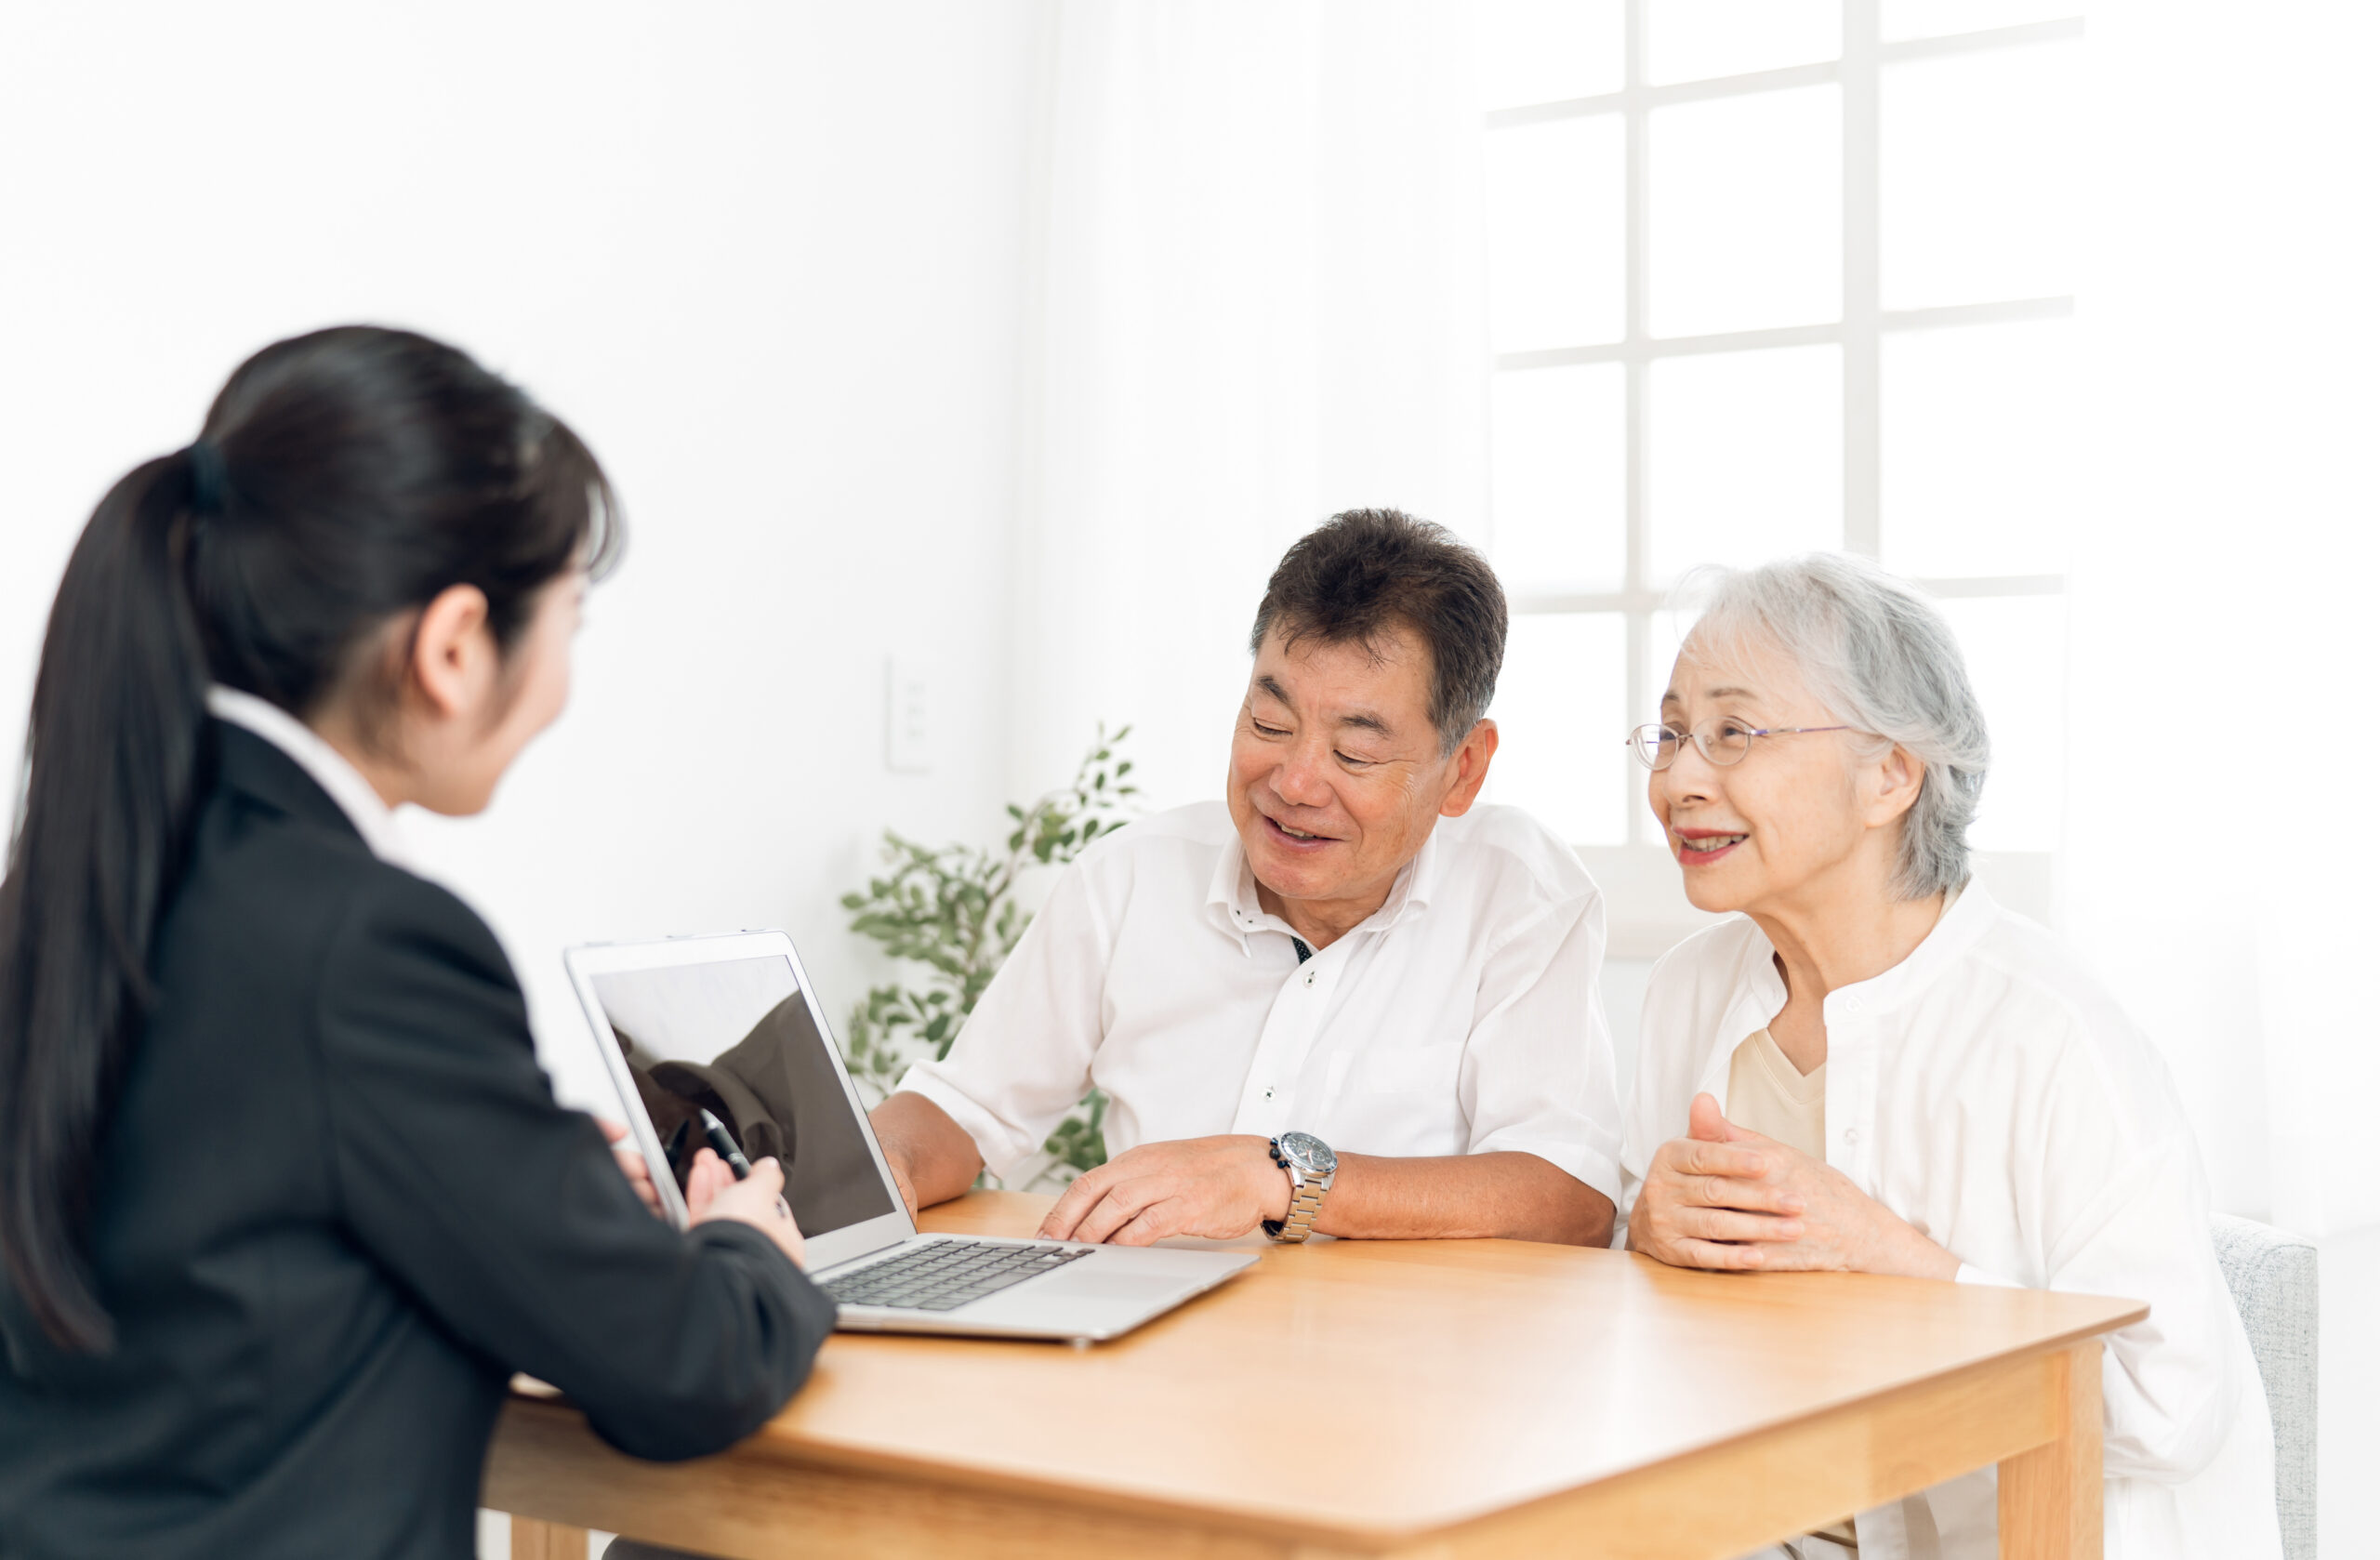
[1279, 1131, 1336, 1176]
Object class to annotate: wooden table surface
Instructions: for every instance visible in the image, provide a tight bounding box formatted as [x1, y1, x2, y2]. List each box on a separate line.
[490, 1191, 2142, 1559]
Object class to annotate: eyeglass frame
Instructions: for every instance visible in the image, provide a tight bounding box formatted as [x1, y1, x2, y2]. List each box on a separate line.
[1625, 720, 1857, 771]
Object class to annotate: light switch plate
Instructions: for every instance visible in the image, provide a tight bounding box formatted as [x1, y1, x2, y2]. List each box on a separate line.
[886, 657, 935, 773]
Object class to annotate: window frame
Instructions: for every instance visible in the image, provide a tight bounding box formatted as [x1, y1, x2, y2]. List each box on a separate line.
[1483, 2, 2079, 908]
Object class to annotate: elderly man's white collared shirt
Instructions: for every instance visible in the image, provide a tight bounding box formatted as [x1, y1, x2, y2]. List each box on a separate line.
[900, 801, 1622, 1198]
[1620, 885, 2281, 1560]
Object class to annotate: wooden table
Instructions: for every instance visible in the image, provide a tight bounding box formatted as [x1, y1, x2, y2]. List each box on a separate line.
[487, 1191, 2141, 1559]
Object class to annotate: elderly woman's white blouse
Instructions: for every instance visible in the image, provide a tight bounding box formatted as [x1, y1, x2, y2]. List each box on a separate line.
[1619, 884, 2281, 1560]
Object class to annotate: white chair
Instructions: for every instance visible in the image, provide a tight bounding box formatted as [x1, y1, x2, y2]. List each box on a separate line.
[2211, 1212, 2318, 1559]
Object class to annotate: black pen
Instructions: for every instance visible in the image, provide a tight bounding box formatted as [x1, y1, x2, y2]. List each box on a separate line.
[698, 1109, 752, 1178]
[699, 1109, 792, 1221]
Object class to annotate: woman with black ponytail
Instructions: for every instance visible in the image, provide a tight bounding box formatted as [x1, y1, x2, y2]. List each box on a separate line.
[0, 327, 830, 1558]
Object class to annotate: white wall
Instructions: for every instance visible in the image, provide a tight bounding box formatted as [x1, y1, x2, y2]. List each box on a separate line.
[0, 0, 1051, 1105]
[1007, 3, 1490, 815]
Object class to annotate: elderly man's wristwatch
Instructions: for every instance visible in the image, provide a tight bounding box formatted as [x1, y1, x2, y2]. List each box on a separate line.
[1264, 1131, 1338, 1242]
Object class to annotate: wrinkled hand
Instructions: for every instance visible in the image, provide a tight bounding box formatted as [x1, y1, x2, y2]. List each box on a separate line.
[688, 1150, 808, 1270]
[598, 1118, 662, 1216]
[1630, 1094, 1955, 1278]
[1037, 1135, 1292, 1246]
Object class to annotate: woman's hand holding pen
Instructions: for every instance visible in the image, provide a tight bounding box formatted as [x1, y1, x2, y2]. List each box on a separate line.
[687, 1149, 808, 1270]
[597, 1114, 806, 1270]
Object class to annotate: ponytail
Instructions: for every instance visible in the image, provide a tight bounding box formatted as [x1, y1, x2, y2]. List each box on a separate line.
[0, 451, 215, 1351]
[0, 325, 618, 1352]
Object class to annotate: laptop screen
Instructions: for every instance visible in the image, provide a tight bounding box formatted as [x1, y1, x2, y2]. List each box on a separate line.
[586, 955, 898, 1240]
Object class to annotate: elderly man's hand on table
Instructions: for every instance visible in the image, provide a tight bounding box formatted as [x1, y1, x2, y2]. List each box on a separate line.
[1037, 1135, 1290, 1245]
[1630, 1093, 1958, 1280]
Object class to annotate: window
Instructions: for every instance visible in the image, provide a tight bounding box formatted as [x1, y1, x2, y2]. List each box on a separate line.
[1476, 0, 2078, 935]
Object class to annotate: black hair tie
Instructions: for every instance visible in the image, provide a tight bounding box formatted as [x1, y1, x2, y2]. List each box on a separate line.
[185, 438, 229, 515]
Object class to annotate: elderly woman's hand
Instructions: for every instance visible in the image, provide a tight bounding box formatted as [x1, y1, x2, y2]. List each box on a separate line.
[1630, 1094, 1960, 1279]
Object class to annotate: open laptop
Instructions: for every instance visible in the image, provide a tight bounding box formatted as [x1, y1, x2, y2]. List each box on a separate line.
[562, 931, 1256, 1342]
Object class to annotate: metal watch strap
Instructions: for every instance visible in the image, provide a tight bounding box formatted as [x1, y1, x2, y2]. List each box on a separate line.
[1269, 1176, 1328, 1242]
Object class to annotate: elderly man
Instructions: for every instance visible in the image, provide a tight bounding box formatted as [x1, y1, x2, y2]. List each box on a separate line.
[868, 509, 1620, 1248]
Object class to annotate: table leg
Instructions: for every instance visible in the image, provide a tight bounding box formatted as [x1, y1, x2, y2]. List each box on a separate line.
[1998, 1340, 2103, 1559]
[512, 1514, 591, 1560]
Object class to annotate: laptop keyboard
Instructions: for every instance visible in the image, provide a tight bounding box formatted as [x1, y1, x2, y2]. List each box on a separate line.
[822, 1238, 1094, 1313]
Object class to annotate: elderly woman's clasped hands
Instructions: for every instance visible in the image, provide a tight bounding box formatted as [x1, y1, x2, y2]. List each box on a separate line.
[1632, 1093, 1958, 1279]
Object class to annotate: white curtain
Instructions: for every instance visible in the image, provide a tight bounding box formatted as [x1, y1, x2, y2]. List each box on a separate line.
[1006, 0, 1489, 812]
[2066, 2, 2380, 1237]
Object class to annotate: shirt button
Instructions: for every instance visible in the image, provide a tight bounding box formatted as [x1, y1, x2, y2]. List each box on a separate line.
[1842, 1128, 1859, 1145]
[1303, 970, 1316, 986]
[1263, 1087, 1275, 1100]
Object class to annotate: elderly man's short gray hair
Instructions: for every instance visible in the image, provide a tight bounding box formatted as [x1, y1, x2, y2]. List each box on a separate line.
[1678, 552, 1990, 901]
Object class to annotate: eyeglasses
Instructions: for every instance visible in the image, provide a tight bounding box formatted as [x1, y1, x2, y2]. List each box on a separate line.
[1626, 720, 1855, 771]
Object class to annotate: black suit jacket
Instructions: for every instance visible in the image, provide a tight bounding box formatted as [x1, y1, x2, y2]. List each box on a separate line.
[0, 725, 835, 1559]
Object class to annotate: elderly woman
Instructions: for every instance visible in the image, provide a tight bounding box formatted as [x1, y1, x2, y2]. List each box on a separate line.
[1620, 554, 2279, 1560]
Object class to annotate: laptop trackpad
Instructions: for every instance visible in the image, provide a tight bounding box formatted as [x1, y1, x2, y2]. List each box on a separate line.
[951, 1248, 1223, 1336]
[1046, 1245, 1241, 1293]
[1037, 1269, 1184, 1303]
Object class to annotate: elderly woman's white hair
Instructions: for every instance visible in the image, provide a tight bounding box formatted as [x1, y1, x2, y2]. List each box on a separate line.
[1676, 552, 1990, 900]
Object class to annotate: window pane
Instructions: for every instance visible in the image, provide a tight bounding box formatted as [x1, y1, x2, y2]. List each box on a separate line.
[1935, 594, 2065, 851]
[1882, 0, 2080, 42]
[1487, 116, 1626, 352]
[1489, 613, 1630, 845]
[1649, 86, 1841, 337]
[1648, 344, 1843, 583]
[1881, 317, 2076, 577]
[1491, 364, 1627, 593]
[1647, 0, 1839, 86]
[1882, 41, 2078, 309]
[1478, 0, 1624, 108]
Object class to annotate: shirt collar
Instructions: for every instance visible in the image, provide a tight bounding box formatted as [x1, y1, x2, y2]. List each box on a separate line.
[1203, 821, 1442, 950]
[205, 685, 412, 866]
[1822, 879, 1994, 1020]
[1726, 879, 1998, 1033]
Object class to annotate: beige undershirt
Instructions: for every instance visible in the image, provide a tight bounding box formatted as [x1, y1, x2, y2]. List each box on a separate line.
[1726, 1026, 1828, 1163]
[1726, 1029, 1857, 1554]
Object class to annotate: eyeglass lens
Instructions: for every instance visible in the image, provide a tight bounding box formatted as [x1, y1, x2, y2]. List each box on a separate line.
[1633, 722, 1754, 769]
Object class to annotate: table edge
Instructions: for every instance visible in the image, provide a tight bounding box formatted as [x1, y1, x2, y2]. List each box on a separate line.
[499, 1293, 2145, 1545]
